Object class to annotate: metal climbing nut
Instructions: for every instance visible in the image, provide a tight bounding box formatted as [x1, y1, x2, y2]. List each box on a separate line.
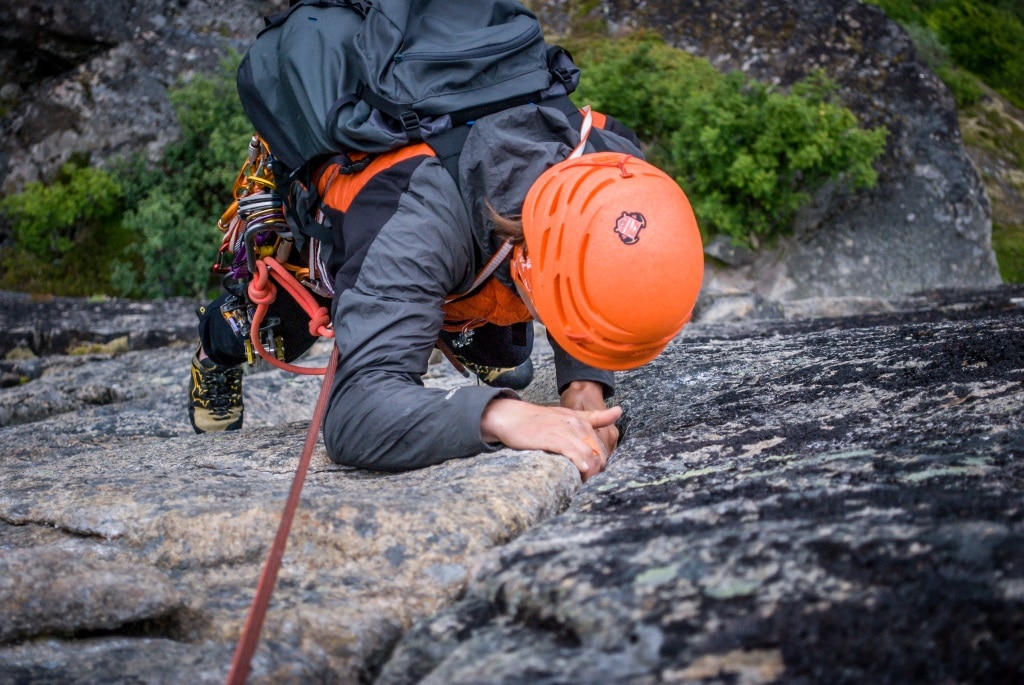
[453, 329, 474, 349]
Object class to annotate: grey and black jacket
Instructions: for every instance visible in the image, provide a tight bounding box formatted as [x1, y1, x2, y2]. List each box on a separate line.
[319, 103, 643, 470]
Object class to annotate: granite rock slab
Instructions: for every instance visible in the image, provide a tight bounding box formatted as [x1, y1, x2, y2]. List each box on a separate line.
[0, 321, 576, 684]
[377, 286, 1024, 684]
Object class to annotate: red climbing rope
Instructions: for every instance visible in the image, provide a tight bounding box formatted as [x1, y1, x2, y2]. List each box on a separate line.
[224, 343, 339, 685]
[222, 253, 338, 683]
[247, 256, 333, 375]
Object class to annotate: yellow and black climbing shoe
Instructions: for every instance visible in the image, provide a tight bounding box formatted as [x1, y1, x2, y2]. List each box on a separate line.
[188, 351, 244, 433]
[460, 357, 534, 391]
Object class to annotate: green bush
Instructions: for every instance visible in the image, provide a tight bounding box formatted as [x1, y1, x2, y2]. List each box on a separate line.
[1, 160, 123, 261]
[674, 72, 887, 245]
[571, 36, 888, 246]
[0, 55, 251, 299]
[118, 189, 219, 299]
[116, 55, 253, 298]
[866, 0, 1024, 108]
[164, 61, 254, 213]
[931, 1, 1024, 107]
[0, 160, 134, 295]
[569, 34, 720, 161]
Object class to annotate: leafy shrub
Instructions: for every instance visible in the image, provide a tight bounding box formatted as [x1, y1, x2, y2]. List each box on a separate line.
[674, 73, 887, 245]
[0, 55, 251, 299]
[867, 0, 1024, 108]
[930, 0, 1024, 107]
[569, 33, 720, 161]
[0, 160, 123, 261]
[163, 60, 254, 213]
[118, 189, 218, 299]
[571, 36, 888, 246]
[117, 55, 253, 298]
[0, 160, 134, 295]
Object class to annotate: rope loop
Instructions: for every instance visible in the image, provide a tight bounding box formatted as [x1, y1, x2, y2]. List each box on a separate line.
[247, 261, 277, 305]
[245, 256, 334, 375]
[308, 308, 331, 337]
[568, 105, 593, 160]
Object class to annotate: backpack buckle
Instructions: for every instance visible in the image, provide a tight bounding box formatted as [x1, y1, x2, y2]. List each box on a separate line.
[399, 110, 421, 132]
[552, 66, 573, 85]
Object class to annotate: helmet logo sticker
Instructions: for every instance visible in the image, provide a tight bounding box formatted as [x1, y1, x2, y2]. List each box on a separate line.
[614, 212, 647, 245]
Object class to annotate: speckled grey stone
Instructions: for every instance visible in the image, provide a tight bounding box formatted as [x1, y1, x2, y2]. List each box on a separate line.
[0, 317, 578, 684]
[377, 286, 1024, 685]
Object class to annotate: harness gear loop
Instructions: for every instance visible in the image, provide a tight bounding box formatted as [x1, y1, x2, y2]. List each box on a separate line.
[434, 336, 471, 378]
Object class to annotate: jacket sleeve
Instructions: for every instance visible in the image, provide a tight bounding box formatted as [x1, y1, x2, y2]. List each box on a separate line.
[321, 158, 517, 471]
[549, 332, 615, 399]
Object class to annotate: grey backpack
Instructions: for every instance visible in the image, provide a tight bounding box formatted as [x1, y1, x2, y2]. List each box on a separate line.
[236, 0, 581, 171]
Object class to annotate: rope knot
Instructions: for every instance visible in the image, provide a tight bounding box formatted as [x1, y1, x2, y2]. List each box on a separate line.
[308, 308, 332, 337]
[247, 261, 277, 305]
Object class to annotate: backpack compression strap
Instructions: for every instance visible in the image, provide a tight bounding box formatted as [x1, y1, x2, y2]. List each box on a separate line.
[425, 95, 610, 191]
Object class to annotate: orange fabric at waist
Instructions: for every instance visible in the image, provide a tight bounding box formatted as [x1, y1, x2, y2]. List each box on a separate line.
[443, 276, 532, 331]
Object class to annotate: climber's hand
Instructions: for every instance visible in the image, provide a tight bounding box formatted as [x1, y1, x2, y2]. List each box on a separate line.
[559, 380, 620, 458]
[480, 398, 621, 481]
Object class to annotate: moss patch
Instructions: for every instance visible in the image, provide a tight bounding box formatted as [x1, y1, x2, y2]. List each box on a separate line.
[959, 87, 1024, 283]
[992, 222, 1024, 282]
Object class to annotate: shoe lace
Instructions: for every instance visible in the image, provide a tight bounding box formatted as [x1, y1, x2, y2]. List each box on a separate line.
[197, 366, 242, 417]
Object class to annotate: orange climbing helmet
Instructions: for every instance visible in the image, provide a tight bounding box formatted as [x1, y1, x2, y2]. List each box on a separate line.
[511, 151, 704, 371]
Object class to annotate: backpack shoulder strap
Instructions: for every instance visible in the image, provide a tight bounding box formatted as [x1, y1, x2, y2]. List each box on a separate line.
[424, 126, 472, 190]
[444, 241, 514, 305]
[425, 94, 612, 193]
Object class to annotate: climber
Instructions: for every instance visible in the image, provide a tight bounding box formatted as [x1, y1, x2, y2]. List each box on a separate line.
[190, 103, 703, 481]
